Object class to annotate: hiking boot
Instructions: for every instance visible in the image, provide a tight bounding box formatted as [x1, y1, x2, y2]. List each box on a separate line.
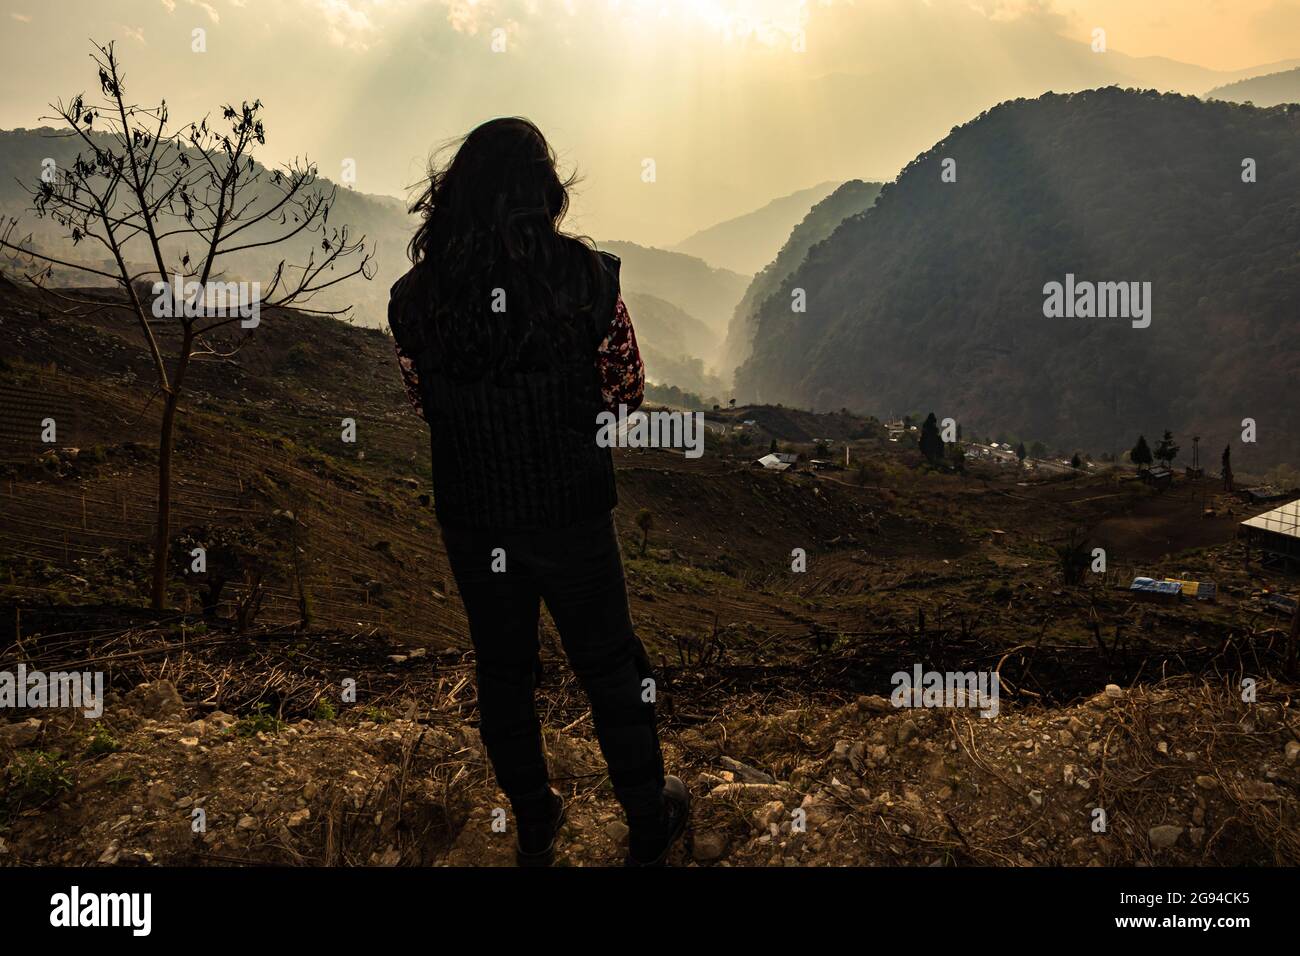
[625, 776, 691, 867]
[515, 788, 566, 867]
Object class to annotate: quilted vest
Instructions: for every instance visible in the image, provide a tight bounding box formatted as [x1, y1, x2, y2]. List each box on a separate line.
[391, 249, 620, 530]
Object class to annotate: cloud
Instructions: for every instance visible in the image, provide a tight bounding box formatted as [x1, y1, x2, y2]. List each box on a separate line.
[10, 11, 32, 21]
[436, 0, 810, 46]
[121, 24, 148, 42]
[310, 0, 381, 49]
[159, 0, 221, 22]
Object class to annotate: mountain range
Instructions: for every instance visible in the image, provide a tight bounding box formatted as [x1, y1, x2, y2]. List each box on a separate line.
[0, 127, 770, 385]
[0, 127, 412, 328]
[735, 88, 1300, 470]
[1206, 67, 1300, 107]
[721, 180, 884, 380]
[669, 182, 841, 275]
[10, 81, 1300, 470]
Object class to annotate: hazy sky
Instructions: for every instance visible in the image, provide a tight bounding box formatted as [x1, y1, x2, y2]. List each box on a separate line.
[2, 0, 1297, 245]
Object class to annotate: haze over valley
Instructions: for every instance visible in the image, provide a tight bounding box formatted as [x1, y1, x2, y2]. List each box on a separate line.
[2, 0, 1300, 879]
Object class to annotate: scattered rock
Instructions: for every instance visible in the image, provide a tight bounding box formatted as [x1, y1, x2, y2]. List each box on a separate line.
[707, 782, 795, 801]
[0, 717, 42, 747]
[207, 711, 237, 731]
[1239, 780, 1282, 802]
[856, 695, 892, 714]
[721, 756, 774, 784]
[1148, 825, 1183, 849]
[2, 654, 1295, 869]
[145, 781, 174, 808]
[692, 831, 728, 863]
[848, 741, 867, 774]
[753, 800, 787, 830]
[124, 681, 185, 719]
[604, 820, 629, 843]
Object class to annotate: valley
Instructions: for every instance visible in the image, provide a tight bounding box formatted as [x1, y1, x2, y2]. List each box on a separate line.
[2, 26, 1299, 871]
[1, 275, 1297, 867]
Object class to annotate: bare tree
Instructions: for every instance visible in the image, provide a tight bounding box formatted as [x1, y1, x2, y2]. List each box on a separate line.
[0, 41, 373, 609]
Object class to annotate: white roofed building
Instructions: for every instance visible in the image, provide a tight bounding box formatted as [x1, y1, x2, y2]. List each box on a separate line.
[1241, 497, 1300, 569]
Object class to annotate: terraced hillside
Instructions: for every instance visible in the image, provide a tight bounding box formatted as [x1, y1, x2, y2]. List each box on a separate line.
[2, 278, 1298, 866]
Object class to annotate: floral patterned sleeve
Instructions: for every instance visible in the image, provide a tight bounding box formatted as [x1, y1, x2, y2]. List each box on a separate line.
[597, 295, 645, 412]
[394, 339, 423, 418]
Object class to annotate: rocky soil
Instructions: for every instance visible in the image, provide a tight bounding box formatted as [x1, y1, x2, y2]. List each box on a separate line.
[3, 673, 1297, 867]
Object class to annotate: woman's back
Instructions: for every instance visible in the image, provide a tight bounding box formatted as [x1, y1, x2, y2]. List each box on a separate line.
[388, 240, 624, 530]
[389, 117, 685, 867]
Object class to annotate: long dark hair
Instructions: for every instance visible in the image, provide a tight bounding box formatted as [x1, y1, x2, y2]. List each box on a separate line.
[407, 117, 606, 379]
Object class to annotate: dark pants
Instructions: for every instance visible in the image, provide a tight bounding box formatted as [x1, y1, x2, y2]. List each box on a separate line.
[442, 511, 666, 823]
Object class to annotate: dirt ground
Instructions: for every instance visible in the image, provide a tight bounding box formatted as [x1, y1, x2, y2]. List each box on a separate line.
[4, 673, 1296, 867]
[3, 282, 1299, 866]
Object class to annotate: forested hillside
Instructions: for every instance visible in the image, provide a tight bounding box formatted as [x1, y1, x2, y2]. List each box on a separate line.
[670, 182, 839, 274]
[1206, 67, 1300, 107]
[597, 240, 749, 347]
[623, 291, 725, 396]
[737, 89, 1300, 469]
[722, 180, 883, 380]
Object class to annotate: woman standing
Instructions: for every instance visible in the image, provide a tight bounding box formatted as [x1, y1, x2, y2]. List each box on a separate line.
[388, 117, 688, 866]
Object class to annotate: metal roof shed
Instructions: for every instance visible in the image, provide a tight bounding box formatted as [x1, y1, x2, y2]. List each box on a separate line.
[1241, 498, 1300, 569]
